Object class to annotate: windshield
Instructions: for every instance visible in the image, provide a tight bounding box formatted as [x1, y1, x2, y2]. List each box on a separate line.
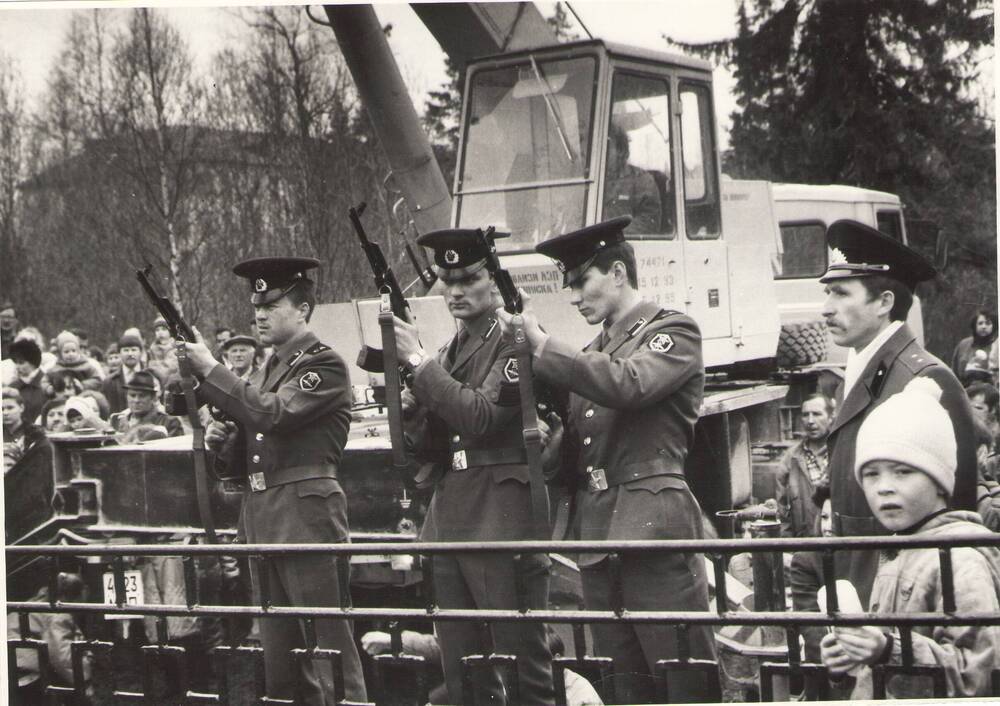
[456, 55, 597, 250]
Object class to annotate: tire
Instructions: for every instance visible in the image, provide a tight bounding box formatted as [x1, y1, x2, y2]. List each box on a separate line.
[775, 320, 828, 368]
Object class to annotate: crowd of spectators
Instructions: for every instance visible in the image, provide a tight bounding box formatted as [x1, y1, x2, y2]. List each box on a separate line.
[1, 302, 264, 473]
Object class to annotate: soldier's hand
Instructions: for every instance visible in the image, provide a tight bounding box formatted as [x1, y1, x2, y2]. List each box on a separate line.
[494, 289, 547, 351]
[540, 413, 564, 472]
[205, 420, 237, 452]
[392, 316, 423, 360]
[401, 387, 418, 415]
[176, 327, 218, 376]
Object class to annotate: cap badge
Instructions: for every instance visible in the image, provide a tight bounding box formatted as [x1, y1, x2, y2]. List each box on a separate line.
[444, 249, 460, 265]
[828, 247, 847, 266]
[555, 261, 566, 273]
[254, 278, 268, 293]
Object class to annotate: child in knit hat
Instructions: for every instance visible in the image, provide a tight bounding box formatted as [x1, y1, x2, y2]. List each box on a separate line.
[820, 377, 1000, 698]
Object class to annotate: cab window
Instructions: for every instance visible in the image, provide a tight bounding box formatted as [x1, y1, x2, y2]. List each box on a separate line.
[777, 221, 827, 278]
[877, 210, 903, 241]
[679, 83, 720, 239]
[601, 71, 674, 239]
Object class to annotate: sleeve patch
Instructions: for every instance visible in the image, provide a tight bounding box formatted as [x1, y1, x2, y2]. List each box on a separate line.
[299, 371, 322, 391]
[503, 357, 520, 383]
[307, 342, 331, 354]
[647, 333, 675, 353]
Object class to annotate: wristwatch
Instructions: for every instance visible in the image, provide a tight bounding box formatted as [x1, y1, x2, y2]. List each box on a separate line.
[406, 350, 428, 370]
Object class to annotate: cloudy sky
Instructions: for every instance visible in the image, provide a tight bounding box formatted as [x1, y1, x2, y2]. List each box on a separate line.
[0, 1, 742, 140]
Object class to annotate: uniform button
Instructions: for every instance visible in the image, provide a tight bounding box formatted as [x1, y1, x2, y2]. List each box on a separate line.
[255, 433, 264, 441]
[585, 409, 594, 418]
[583, 437, 591, 446]
[252, 454, 260, 463]
[452, 435, 460, 443]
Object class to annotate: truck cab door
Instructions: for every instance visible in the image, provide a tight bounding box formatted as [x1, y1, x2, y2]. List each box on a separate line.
[676, 81, 731, 341]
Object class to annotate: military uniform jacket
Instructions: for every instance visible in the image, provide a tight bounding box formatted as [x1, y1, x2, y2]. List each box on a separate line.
[409, 314, 533, 543]
[828, 323, 978, 537]
[198, 329, 353, 543]
[534, 300, 705, 564]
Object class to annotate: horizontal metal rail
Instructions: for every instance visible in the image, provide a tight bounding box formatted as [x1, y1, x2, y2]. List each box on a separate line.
[9, 532, 999, 556]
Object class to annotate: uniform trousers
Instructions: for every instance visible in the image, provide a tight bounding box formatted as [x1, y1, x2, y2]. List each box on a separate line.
[580, 551, 719, 704]
[245, 483, 367, 705]
[433, 551, 555, 705]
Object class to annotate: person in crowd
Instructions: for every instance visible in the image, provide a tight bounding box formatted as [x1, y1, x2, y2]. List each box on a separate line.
[104, 342, 122, 377]
[15, 327, 57, 371]
[963, 348, 994, 386]
[109, 370, 183, 438]
[951, 308, 997, 379]
[820, 377, 1000, 698]
[46, 370, 84, 402]
[788, 485, 842, 689]
[102, 332, 148, 414]
[820, 220, 977, 608]
[221, 334, 259, 380]
[214, 326, 233, 350]
[9, 338, 48, 425]
[64, 395, 112, 433]
[180, 256, 367, 704]
[990, 338, 999, 385]
[140, 535, 224, 695]
[495, 216, 718, 703]
[69, 328, 93, 359]
[3, 386, 50, 472]
[42, 398, 68, 433]
[49, 330, 104, 391]
[79, 389, 111, 422]
[148, 316, 179, 381]
[391, 228, 555, 705]
[965, 380, 999, 445]
[970, 416, 1000, 532]
[1, 300, 19, 359]
[775, 393, 834, 537]
[7, 573, 93, 702]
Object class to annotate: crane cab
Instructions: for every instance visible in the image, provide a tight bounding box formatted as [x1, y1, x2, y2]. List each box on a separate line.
[452, 40, 780, 367]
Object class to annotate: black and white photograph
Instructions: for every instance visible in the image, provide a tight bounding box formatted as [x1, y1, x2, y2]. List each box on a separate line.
[0, 1, 997, 703]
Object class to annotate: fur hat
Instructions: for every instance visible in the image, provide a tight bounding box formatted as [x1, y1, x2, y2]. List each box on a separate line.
[854, 377, 957, 496]
[9, 338, 41, 367]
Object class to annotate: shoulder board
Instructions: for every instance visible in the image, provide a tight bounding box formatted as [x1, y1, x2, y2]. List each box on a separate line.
[654, 309, 683, 321]
[626, 317, 648, 338]
[307, 342, 331, 355]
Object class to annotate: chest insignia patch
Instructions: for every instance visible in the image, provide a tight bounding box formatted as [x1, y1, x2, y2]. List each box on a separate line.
[647, 332, 674, 353]
[299, 371, 322, 391]
[503, 357, 519, 383]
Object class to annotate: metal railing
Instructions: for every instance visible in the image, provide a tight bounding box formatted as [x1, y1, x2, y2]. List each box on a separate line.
[7, 533, 1000, 704]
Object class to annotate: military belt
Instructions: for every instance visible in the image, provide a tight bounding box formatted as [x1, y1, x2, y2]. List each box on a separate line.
[451, 446, 527, 471]
[248, 464, 339, 492]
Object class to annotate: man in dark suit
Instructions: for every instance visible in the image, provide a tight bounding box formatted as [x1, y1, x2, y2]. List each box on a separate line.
[496, 216, 718, 704]
[820, 220, 977, 607]
[102, 333, 147, 414]
[179, 257, 366, 705]
[392, 229, 555, 705]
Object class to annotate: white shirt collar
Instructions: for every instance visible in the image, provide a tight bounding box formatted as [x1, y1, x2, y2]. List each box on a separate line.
[843, 320, 903, 401]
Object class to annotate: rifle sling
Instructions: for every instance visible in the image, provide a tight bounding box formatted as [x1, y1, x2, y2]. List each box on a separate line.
[513, 316, 550, 541]
[175, 352, 217, 544]
[379, 295, 409, 469]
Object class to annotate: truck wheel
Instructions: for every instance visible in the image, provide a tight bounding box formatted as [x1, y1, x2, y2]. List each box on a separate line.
[775, 321, 828, 368]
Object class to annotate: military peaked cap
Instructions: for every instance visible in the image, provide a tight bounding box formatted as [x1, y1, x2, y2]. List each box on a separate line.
[820, 219, 935, 290]
[417, 228, 509, 281]
[536, 216, 631, 287]
[233, 257, 320, 305]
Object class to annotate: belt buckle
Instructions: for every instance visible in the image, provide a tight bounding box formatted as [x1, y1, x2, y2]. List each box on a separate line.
[249, 472, 267, 492]
[452, 450, 468, 471]
[587, 468, 608, 493]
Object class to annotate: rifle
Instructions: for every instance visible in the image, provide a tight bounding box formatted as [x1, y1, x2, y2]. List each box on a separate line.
[349, 202, 409, 468]
[135, 265, 217, 543]
[475, 228, 551, 540]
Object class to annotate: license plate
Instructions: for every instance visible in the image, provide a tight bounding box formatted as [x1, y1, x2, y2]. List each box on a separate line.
[102, 569, 144, 620]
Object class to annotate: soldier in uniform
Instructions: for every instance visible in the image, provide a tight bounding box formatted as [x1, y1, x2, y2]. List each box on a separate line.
[391, 229, 555, 705]
[819, 220, 977, 606]
[178, 257, 367, 705]
[496, 216, 719, 704]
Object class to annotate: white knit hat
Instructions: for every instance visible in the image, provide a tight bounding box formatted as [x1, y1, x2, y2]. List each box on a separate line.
[854, 377, 957, 496]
